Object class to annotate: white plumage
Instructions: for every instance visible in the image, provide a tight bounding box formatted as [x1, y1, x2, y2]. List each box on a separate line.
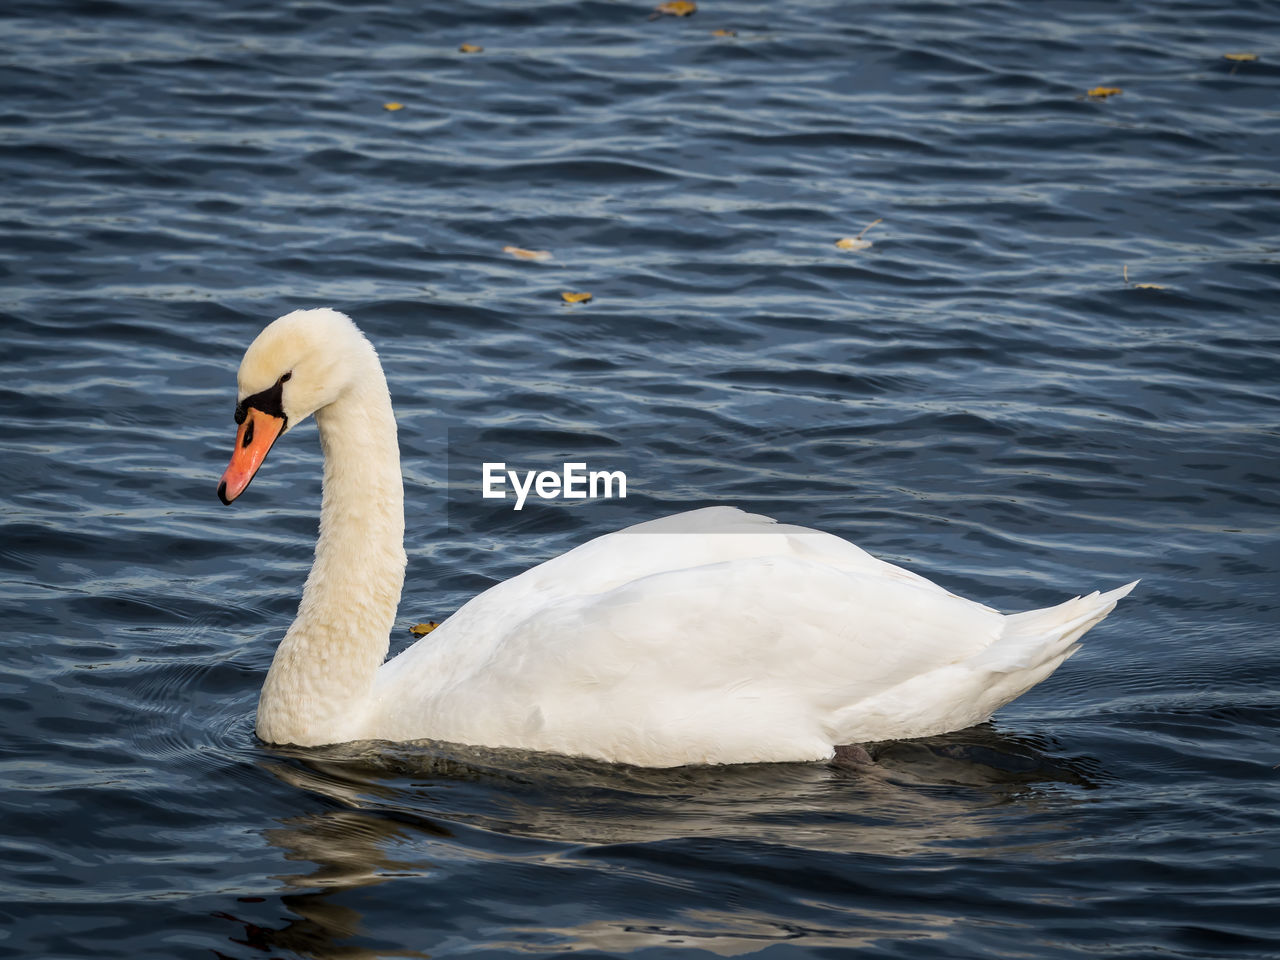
[219, 308, 1135, 767]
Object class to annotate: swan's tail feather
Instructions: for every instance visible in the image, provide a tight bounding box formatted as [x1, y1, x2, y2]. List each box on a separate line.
[935, 579, 1139, 734]
[984, 579, 1139, 673]
[825, 580, 1137, 744]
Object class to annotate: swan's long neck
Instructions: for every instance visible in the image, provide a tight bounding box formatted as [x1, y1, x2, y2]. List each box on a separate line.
[256, 364, 407, 746]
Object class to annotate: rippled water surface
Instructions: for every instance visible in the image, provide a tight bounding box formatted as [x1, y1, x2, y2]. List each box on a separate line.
[3, 0, 1278, 957]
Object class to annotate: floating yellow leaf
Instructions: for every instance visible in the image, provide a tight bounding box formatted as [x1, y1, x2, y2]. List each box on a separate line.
[383, 101, 405, 111]
[1223, 52, 1259, 62]
[1087, 86, 1123, 98]
[503, 245, 552, 261]
[459, 43, 484, 53]
[655, 1, 697, 16]
[409, 621, 440, 637]
[835, 237, 871, 251]
[712, 28, 737, 37]
[561, 291, 593, 304]
[835, 217, 882, 252]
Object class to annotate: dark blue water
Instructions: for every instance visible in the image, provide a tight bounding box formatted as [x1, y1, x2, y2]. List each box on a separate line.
[3, 0, 1278, 956]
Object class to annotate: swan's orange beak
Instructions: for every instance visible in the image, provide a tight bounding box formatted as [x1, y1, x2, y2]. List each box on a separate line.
[218, 408, 285, 505]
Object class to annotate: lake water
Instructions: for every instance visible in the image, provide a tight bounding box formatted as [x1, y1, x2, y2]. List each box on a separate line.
[2, 0, 1278, 957]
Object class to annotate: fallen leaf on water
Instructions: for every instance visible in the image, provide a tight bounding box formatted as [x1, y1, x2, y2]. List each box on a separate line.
[712, 28, 737, 37]
[561, 291, 593, 304]
[835, 237, 871, 251]
[653, 1, 697, 16]
[1223, 52, 1259, 62]
[459, 43, 484, 53]
[1087, 86, 1123, 98]
[383, 102, 405, 111]
[1123, 264, 1167, 290]
[836, 217, 882, 251]
[409, 621, 440, 637]
[503, 245, 552, 261]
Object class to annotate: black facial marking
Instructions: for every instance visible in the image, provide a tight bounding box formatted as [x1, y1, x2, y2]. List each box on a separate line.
[234, 373, 290, 426]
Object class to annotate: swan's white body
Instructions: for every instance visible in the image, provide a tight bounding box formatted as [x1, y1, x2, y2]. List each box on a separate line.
[224, 309, 1135, 767]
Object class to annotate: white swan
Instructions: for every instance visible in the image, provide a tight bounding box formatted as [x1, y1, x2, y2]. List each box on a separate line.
[218, 308, 1135, 766]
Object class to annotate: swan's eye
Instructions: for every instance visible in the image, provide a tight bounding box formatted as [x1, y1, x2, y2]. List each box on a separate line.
[280, 371, 292, 383]
[242, 419, 255, 449]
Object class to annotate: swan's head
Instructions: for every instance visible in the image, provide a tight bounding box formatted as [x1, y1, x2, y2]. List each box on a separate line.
[218, 308, 373, 505]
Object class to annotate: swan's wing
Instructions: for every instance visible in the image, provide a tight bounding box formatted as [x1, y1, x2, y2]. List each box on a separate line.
[380, 507, 972, 695]
[498, 554, 1002, 709]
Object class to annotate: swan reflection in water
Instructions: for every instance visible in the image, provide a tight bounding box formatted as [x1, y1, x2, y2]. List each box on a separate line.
[213, 727, 1100, 958]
